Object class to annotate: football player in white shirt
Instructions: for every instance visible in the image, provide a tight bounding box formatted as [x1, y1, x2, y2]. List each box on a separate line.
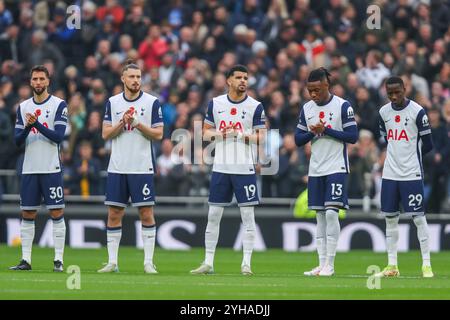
[10, 65, 68, 272]
[97, 61, 163, 274]
[375, 76, 434, 278]
[190, 65, 266, 275]
[295, 67, 358, 276]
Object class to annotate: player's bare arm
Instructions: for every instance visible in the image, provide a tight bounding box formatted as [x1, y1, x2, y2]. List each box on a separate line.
[203, 122, 226, 140]
[242, 125, 266, 145]
[102, 118, 126, 140]
[134, 122, 163, 140]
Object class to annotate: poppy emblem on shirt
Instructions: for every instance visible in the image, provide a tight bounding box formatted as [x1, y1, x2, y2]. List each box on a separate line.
[319, 111, 325, 119]
[395, 115, 401, 123]
[35, 109, 41, 117]
[231, 108, 237, 115]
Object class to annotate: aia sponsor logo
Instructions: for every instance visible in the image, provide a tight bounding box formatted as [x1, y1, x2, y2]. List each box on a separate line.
[387, 129, 409, 141]
[219, 120, 243, 131]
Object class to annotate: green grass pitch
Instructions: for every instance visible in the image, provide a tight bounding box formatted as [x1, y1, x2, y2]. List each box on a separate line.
[0, 245, 449, 300]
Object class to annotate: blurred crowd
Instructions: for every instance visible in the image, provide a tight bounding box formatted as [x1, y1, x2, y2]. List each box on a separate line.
[0, 0, 449, 212]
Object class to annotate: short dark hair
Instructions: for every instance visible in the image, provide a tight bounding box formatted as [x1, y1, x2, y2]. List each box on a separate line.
[307, 67, 331, 84]
[122, 59, 140, 74]
[226, 64, 248, 79]
[30, 65, 50, 79]
[385, 76, 404, 87]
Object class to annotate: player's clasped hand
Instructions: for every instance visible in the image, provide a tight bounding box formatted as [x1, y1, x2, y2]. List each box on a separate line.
[25, 112, 37, 127]
[123, 107, 140, 128]
[122, 108, 134, 125]
[220, 125, 239, 138]
[309, 119, 325, 135]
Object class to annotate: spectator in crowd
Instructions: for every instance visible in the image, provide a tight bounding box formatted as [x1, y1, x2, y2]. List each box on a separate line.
[27, 29, 65, 81]
[122, 4, 150, 48]
[76, 110, 109, 169]
[0, 0, 13, 35]
[156, 138, 189, 196]
[0, 24, 21, 63]
[423, 106, 450, 213]
[139, 25, 169, 71]
[277, 132, 303, 198]
[96, 0, 125, 33]
[71, 140, 102, 196]
[0, 93, 13, 170]
[356, 50, 390, 90]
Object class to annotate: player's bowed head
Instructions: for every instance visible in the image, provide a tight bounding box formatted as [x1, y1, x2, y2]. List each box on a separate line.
[121, 60, 142, 125]
[385, 76, 407, 108]
[306, 67, 332, 135]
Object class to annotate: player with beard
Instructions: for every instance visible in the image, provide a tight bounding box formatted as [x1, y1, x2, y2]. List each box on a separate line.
[97, 60, 164, 274]
[10, 65, 68, 272]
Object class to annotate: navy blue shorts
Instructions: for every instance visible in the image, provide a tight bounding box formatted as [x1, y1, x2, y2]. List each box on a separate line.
[105, 173, 155, 207]
[208, 172, 259, 207]
[308, 173, 349, 210]
[20, 172, 65, 210]
[381, 178, 425, 216]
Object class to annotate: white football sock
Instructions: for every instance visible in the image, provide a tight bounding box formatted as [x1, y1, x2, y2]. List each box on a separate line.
[413, 215, 431, 267]
[385, 215, 399, 266]
[204, 206, 224, 267]
[21, 219, 35, 264]
[142, 224, 156, 265]
[240, 206, 256, 267]
[107, 226, 122, 265]
[52, 216, 66, 263]
[316, 211, 327, 268]
[325, 209, 340, 267]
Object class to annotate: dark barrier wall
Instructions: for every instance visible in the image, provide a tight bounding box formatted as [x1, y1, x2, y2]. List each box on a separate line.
[1, 214, 450, 251]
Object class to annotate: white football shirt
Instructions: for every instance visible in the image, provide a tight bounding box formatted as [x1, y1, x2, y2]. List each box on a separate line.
[379, 99, 431, 181]
[15, 95, 68, 174]
[297, 95, 357, 177]
[104, 91, 163, 174]
[204, 94, 266, 174]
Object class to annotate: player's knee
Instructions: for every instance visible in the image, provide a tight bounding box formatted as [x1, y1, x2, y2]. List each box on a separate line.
[108, 206, 125, 220]
[22, 210, 37, 220]
[208, 214, 221, 225]
[325, 208, 339, 220]
[138, 206, 154, 220]
[49, 209, 64, 220]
